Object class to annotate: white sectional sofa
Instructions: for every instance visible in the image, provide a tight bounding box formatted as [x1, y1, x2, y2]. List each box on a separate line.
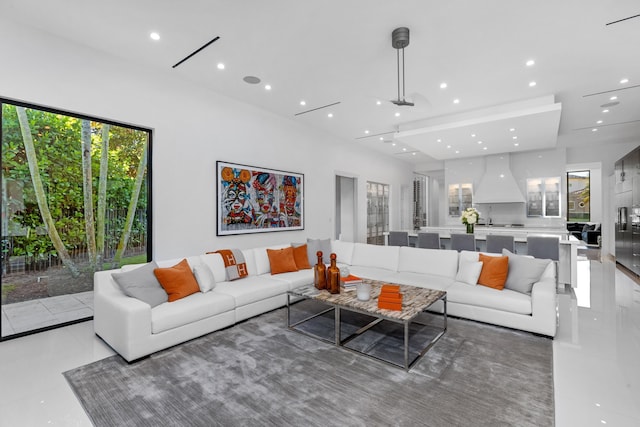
[94, 240, 557, 362]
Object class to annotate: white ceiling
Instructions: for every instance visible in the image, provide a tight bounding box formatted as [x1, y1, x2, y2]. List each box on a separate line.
[2, 0, 640, 164]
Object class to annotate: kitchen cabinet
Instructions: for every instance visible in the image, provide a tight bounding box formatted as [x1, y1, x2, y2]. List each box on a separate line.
[615, 146, 640, 274]
[448, 183, 472, 216]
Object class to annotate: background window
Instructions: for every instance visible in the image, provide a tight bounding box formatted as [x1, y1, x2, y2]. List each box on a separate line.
[567, 170, 590, 222]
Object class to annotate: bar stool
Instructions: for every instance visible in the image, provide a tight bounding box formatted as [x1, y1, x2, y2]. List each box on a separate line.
[416, 232, 441, 249]
[486, 235, 515, 254]
[388, 231, 409, 247]
[451, 234, 476, 252]
[526, 236, 559, 260]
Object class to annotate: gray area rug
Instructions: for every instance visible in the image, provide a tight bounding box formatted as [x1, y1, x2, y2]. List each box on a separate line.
[65, 302, 554, 427]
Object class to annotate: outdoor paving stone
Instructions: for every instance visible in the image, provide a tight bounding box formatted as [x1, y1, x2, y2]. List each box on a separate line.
[40, 295, 87, 314]
[54, 308, 93, 324]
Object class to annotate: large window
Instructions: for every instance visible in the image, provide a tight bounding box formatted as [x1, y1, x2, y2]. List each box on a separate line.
[1, 99, 151, 339]
[567, 170, 590, 222]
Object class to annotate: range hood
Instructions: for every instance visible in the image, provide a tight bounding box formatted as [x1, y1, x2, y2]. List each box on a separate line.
[474, 154, 525, 203]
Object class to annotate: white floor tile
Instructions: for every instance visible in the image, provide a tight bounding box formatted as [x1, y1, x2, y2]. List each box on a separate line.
[0, 254, 638, 426]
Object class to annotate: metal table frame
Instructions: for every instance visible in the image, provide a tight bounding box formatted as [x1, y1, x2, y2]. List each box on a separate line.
[286, 288, 447, 371]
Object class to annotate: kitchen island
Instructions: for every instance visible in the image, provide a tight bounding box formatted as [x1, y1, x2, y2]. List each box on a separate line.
[385, 226, 578, 287]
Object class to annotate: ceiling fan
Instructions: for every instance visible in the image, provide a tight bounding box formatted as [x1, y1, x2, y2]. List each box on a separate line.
[390, 27, 429, 108]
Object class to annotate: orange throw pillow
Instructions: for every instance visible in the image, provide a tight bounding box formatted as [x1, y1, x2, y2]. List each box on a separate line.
[292, 244, 311, 270]
[477, 254, 509, 290]
[154, 259, 200, 302]
[267, 247, 299, 275]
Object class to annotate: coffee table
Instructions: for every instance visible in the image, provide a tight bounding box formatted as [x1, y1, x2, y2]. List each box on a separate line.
[286, 279, 446, 371]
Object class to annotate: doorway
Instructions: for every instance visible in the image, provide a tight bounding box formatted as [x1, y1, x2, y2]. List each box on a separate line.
[335, 175, 357, 241]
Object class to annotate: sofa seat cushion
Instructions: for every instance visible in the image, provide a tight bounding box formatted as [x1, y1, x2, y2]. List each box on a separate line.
[390, 272, 454, 292]
[265, 270, 314, 289]
[446, 282, 532, 315]
[151, 291, 236, 334]
[214, 276, 290, 307]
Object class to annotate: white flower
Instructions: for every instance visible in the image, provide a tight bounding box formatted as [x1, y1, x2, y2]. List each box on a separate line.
[460, 207, 479, 225]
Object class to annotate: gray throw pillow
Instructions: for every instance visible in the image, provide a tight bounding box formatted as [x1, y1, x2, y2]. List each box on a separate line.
[502, 249, 551, 294]
[306, 238, 332, 264]
[111, 261, 168, 307]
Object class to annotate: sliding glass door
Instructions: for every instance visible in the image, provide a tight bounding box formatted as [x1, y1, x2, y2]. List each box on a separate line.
[1, 99, 151, 339]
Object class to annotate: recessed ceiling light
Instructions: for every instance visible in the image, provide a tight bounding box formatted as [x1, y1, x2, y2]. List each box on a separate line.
[538, 155, 543, 158]
[264, 84, 272, 90]
[150, 32, 160, 41]
[471, 134, 476, 137]
[403, 148, 407, 151]
[529, 81, 537, 87]
[455, 150, 460, 154]
[453, 99, 460, 104]
[440, 82, 448, 89]
[592, 128, 598, 132]
[597, 120, 603, 124]
[483, 147, 488, 150]
[610, 96, 618, 101]
[603, 109, 609, 113]
[412, 152, 416, 156]
[376, 100, 382, 105]
[512, 136, 518, 140]
[395, 112, 400, 117]
[500, 174, 505, 178]
[364, 130, 369, 134]
[300, 100, 306, 106]
[477, 141, 483, 144]
[327, 113, 333, 118]
[392, 143, 396, 146]
[446, 145, 451, 149]
[620, 78, 629, 84]
[437, 139, 442, 143]
[217, 63, 225, 70]
[526, 59, 535, 67]
[514, 143, 519, 146]
[380, 137, 384, 141]
[510, 128, 516, 132]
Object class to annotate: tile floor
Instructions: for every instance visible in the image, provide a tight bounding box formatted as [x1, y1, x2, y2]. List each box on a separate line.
[1, 291, 94, 336]
[0, 255, 638, 426]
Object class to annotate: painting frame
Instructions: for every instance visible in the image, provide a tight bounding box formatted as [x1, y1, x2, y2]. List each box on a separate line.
[216, 161, 304, 236]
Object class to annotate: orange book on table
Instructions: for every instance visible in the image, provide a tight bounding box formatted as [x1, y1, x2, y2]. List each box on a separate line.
[381, 284, 400, 293]
[378, 294, 402, 304]
[378, 300, 402, 311]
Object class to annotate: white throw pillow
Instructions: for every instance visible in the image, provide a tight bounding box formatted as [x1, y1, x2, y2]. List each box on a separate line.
[455, 261, 483, 286]
[192, 264, 216, 292]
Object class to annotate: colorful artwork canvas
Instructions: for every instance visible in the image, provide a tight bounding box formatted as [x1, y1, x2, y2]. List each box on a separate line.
[217, 161, 304, 235]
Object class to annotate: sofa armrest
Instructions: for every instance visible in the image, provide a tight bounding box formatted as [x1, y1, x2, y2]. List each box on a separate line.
[530, 278, 557, 336]
[94, 270, 152, 361]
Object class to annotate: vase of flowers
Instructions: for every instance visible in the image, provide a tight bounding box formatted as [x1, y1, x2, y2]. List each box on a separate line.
[461, 207, 479, 234]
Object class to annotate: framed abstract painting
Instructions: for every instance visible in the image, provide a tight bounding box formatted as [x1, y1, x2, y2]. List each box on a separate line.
[216, 161, 304, 235]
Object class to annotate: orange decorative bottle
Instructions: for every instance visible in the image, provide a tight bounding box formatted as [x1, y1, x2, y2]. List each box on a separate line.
[314, 251, 327, 290]
[327, 253, 341, 294]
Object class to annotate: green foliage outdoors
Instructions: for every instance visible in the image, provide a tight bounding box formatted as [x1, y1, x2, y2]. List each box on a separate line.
[2, 103, 148, 266]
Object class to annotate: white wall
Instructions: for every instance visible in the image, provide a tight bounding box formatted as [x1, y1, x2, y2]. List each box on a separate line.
[0, 19, 414, 260]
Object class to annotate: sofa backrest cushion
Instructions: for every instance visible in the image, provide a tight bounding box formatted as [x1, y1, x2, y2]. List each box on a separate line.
[477, 254, 509, 290]
[398, 246, 459, 279]
[199, 253, 227, 283]
[332, 240, 355, 265]
[254, 244, 291, 275]
[351, 243, 399, 271]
